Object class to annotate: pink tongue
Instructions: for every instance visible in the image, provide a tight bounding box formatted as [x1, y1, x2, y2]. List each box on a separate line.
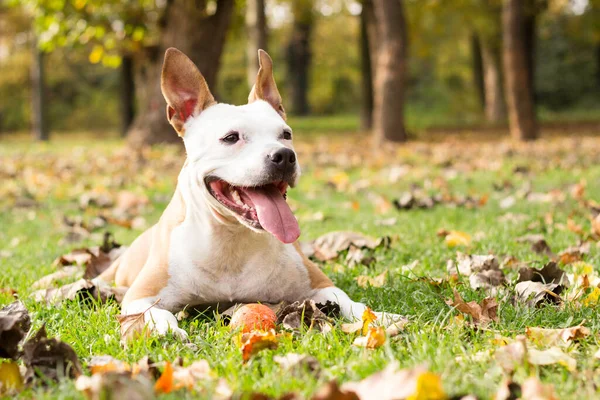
[242, 185, 300, 244]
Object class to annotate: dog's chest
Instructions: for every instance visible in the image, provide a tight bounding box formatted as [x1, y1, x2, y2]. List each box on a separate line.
[158, 223, 313, 311]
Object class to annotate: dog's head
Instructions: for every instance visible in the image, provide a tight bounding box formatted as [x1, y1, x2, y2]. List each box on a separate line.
[160, 48, 301, 244]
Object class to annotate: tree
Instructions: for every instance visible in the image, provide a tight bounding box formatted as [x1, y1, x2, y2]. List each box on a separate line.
[502, 0, 538, 141]
[127, 0, 234, 145]
[30, 37, 48, 141]
[372, 0, 408, 144]
[22, 0, 234, 145]
[286, 0, 313, 116]
[245, 0, 268, 89]
[360, 0, 376, 130]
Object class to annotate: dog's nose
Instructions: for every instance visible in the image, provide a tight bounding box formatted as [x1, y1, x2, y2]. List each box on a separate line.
[268, 148, 296, 168]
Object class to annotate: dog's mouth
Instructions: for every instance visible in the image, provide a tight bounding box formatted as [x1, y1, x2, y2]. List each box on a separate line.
[206, 178, 300, 244]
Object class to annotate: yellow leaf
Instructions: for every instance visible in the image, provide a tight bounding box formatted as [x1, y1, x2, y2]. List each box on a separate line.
[240, 330, 279, 363]
[582, 287, 600, 306]
[361, 307, 377, 335]
[444, 231, 471, 247]
[88, 45, 104, 64]
[407, 372, 447, 400]
[356, 270, 387, 288]
[0, 361, 23, 394]
[352, 326, 386, 348]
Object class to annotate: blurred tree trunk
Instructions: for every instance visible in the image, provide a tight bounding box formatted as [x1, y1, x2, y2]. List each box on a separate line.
[471, 34, 485, 110]
[480, 36, 506, 123]
[246, 0, 268, 88]
[360, 0, 375, 130]
[372, 0, 408, 144]
[502, 0, 537, 141]
[127, 0, 234, 146]
[31, 39, 48, 141]
[120, 54, 135, 137]
[286, 0, 312, 116]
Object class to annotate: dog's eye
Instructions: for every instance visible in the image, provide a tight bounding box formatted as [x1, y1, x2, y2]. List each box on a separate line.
[221, 132, 240, 144]
[282, 130, 292, 140]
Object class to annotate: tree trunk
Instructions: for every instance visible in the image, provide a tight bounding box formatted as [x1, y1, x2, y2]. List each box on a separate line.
[127, 0, 234, 146]
[372, 0, 408, 144]
[480, 36, 506, 123]
[502, 0, 537, 141]
[286, 0, 312, 116]
[246, 0, 268, 88]
[359, 0, 375, 130]
[31, 42, 48, 141]
[120, 54, 135, 137]
[471, 33, 485, 110]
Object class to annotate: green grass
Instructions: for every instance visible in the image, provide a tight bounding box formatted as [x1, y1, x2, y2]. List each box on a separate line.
[1, 129, 600, 399]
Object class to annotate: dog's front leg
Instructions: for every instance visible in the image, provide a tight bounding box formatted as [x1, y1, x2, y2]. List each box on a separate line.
[121, 297, 188, 340]
[311, 287, 406, 327]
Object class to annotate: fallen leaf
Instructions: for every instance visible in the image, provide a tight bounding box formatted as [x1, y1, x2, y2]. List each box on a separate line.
[312, 381, 359, 400]
[154, 361, 174, 393]
[517, 262, 566, 285]
[516, 234, 555, 258]
[445, 290, 498, 326]
[117, 312, 149, 343]
[356, 271, 387, 288]
[528, 347, 577, 371]
[0, 301, 31, 359]
[310, 231, 389, 261]
[444, 231, 472, 247]
[22, 325, 82, 383]
[352, 326, 386, 348]
[273, 353, 320, 377]
[558, 242, 590, 265]
[515, 281, 563, 307]
[346, 246, 376, 267]
[76, 372, 155, 400]
[31, 278, 127, 305]
[276, 300, 335, 333]
[448, 253, 505, 292]
[338, 362, 447, 400]
[495, 336, 527, 373]
[361, 308, 377, 335]
[520, 376, 558, 400]
[526, 325, 590, 347]
[240, 330, 280, 363]
[0, 361, 24, 395]
[31, 266, 82, 289]
[591, 214, 600, 237]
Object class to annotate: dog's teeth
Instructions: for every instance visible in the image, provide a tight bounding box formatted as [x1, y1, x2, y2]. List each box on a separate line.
[231, 189, 244, 206]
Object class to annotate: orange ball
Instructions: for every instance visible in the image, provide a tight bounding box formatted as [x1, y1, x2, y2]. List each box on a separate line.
[229, 304, 277, 333]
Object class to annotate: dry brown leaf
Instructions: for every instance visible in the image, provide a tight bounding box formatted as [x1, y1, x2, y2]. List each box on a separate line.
[517, 262, 566, 285]
[31, 279, 127, 305]
[528, 347, 577, 371]
[526, 325, 590, 347]
[591, 214, 600, 237]
[495, 335, 577, 372]
[276, 300, 335, 333]
[117, 312, 149, 343]
[240, 330, 280, 363]
[448, 253, 505, 292]
[76, 372, 155, 400]
[23, 325, 82, 383]
[515, 281, 563, 307]
[445, 290, 498, 326]
[310, 231, 389, 261]
[32, 266, 82, 289]
[0, 301, 31, 360]
[356, 271, 387, 288]
[558, 242, 590, 265]
[516, 234, 555, 257]
[273, 353, 320, 377]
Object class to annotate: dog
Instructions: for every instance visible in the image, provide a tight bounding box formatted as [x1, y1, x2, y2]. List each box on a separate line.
[97, 48, 401, 339]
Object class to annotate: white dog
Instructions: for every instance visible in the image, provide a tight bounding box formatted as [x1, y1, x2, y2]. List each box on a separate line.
[97, 48, 400, 338]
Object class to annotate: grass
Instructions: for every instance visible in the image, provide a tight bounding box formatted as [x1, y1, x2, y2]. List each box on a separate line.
[1, 126, 600, 399]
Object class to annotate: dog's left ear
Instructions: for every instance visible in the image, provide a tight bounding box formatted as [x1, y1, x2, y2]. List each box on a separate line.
[161, 47, 216, 136]
[248, 50, 285, 119]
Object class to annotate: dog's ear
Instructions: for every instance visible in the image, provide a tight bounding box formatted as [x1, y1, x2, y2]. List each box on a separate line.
[161, 47, 216, 136]
[248, 50, 285, 119]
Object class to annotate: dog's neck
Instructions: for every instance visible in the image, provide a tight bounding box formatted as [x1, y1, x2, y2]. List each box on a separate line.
[175, 162, 281, 251]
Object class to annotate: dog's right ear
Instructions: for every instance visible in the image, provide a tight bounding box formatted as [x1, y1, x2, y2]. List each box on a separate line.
[161, 48, 216, 136]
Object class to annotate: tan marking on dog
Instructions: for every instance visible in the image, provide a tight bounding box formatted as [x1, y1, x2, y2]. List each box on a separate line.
[293, 242, 333, 289]
[115, 189, 187, 307]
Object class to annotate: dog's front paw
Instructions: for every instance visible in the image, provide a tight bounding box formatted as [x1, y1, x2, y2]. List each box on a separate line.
[146, 308, 189, 340]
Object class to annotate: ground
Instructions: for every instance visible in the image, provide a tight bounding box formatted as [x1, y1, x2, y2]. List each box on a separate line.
[1, 121, 600, 399]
